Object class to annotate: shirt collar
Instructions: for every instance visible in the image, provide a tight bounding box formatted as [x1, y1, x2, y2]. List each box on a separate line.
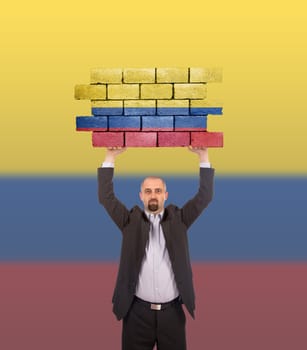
[145, 210, 164, 220]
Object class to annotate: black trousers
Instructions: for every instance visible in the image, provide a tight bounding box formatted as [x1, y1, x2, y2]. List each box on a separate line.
[122, 297, 186, 350]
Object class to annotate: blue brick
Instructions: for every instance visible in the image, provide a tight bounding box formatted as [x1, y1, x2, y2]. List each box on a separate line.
[108, 116, 141, 130]
[142, 116, 173, 131]
[174, 116, 207, 130]
[157, 107, 189, 116]
[190, 107, 223, 115]
[76, 116, 108, 130]
[124, 107, 156, 116]
[92, 107, 123, 116]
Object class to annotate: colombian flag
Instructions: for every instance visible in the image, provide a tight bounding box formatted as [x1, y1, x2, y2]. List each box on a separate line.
[1, 1, 307, 350]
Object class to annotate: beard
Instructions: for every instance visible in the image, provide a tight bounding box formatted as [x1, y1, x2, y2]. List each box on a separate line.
[148, 199, 159, 212]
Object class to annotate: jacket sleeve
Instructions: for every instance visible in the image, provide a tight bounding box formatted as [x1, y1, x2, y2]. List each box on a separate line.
[97, 167, 130, 232]
[181, 167, 214, 228]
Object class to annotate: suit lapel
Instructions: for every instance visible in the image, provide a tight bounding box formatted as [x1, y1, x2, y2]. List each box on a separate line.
[137, 214, 150, 265]
[161, 210, 174, 258]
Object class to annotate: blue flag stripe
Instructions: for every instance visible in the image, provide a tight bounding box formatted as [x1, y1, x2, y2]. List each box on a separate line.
[1, 176, 306, 261]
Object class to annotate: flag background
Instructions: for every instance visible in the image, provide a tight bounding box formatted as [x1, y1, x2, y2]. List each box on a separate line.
[1, 1, 307, 349]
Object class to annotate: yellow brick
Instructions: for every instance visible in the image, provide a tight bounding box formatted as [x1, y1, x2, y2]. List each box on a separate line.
[157, 68, 188, 83]
[123, 68, 155, 83]
[157, 99, 189, 108]
[190, 99, 222, 108]
[140, 84, 173, 99]
[108, 84, 139, 99]
[174, 84, 206, 99]
[189, 67, 223, 83]
[74, 84, 106, 100]
[124, 100, 156, 108]
[91, 100, 123, 108]
[90, 68, 122, 83]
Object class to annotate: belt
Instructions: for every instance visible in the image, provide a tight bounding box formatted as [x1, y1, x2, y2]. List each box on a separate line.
[134, 296, 180, 311]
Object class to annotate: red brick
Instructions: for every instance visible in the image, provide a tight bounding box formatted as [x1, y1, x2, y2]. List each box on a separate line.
[190, 132, 223, 147]
[92, 132, 124, 147]
[158, 132, 190, 147]
[125, 132, 157, 147]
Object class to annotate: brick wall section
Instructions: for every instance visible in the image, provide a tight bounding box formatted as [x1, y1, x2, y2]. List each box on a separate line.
[90, 68, 122, 84]
[123, 68, 155, 83]
[156, 68, 188, 83]
[75, 67, 223, 147]
[140, 84, 173, 99]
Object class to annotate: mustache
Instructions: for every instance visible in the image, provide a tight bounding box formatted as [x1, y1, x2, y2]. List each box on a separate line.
[149, 199, 158, 203]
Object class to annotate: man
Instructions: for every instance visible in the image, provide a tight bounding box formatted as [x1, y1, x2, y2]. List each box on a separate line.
[98, 146, 214, 350]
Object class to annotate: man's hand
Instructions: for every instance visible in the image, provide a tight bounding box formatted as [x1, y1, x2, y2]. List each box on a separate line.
[104, 147, 127, 163]
[188, 146, 210, 163]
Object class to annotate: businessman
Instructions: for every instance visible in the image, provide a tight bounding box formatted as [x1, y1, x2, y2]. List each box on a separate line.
[98, 147, 214, 350]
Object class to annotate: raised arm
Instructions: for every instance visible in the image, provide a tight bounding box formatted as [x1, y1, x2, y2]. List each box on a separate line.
[98, 147, 130, 231]
[187, 146, 210, 163]
[181, 147, 215, 227]
[103, 147, 127, 163]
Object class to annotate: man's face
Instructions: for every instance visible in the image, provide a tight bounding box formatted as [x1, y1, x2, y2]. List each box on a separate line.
[139, 177, 168, 214]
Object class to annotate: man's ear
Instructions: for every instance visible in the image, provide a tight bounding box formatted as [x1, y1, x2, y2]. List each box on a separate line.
[139, 192, 143, 202]
[164, 192, 169, 201]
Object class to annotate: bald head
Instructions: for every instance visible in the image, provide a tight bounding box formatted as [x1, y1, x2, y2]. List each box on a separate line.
[140, 176, 167, 192]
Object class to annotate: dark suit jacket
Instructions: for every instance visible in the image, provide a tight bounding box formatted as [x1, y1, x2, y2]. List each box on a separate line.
[98, 167, 214, 320]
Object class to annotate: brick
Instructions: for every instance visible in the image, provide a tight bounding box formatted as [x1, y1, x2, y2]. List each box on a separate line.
[91, 100, 123, 116]
[125, 132, 157, 147]
[190, 100, 223, 115]
[142, 116, 173, 131]
[174, 84, 206, 99]
[174, 116, 207, 130]
[190, 132, 223, 147]
[76, 116, 108, 131]
[158, 132, 190, 147]
[124, 100, 156, 115]
[90, 68, 122, 83]
[140, 84, 173, 99]
[74, 84, 106, 100]
[123, 68, 155, 83]
[109, 116, 141, 131]
[157, 100, 189, 115]
[189, 67, 223, 83]
[92, 132, 124, 147]
[107, 84, 139, 100]
[157, 68, 188, 83]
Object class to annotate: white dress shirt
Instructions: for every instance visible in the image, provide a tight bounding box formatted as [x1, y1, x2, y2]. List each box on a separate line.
[135, 211, 179, 303]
